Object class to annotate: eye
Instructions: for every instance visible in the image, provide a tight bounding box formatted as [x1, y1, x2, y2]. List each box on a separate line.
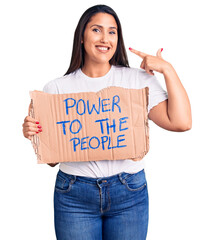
[92, 28, 100, 33]
[109, 31, 116, 35]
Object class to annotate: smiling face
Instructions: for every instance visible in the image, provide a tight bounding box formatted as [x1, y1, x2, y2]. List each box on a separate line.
[82, 13, 118, 65]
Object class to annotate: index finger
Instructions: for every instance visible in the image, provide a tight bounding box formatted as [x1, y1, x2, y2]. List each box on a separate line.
[24, 115, 39, 124]
[129, 47, 148, 58]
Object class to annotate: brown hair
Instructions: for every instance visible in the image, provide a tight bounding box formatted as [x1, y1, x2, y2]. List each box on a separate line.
[64, 4, 129, 76]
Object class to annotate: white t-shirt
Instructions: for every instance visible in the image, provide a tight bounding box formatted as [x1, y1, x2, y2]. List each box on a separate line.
[43, 65, 168, 177]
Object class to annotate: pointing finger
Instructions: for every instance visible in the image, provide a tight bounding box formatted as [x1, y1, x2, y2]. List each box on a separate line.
[129, 47, 148, 58]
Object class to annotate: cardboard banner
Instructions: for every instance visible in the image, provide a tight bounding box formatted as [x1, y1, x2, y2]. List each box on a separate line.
[29, 86, 149, 164]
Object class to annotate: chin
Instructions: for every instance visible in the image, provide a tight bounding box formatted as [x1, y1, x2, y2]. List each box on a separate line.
[94, 57, 112, 64]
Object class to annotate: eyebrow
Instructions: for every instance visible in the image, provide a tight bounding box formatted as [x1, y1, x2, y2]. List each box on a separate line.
[90, 24, 117, 30]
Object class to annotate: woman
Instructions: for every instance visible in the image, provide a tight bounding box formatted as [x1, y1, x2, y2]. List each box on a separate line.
[22, 4, 192, 240]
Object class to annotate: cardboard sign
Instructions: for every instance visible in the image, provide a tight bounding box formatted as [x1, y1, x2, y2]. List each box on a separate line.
[29, 86, 149, 164]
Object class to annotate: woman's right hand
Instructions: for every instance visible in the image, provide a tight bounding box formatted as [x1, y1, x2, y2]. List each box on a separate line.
[22, 111, 58, 167]
[22, 115, 42, 141]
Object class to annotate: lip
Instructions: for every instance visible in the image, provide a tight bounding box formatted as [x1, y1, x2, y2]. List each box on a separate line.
[95, 45, 111, 53]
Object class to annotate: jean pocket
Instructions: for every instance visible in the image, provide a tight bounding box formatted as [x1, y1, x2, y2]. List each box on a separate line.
[122, 169, 147, 192]
[54, 171, 76, 194]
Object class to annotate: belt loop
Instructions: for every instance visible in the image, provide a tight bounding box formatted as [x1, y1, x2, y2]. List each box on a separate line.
[72, 175, 76, 183]
[118, 172, 126, 184]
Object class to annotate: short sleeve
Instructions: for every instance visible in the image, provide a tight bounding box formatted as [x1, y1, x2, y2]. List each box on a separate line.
[147, 75, 168, 114]
[43, 80, 59, 94]
[136, 69, 168, 114]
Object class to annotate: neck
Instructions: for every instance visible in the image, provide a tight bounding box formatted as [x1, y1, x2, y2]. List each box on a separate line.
[81, 61, 111, 78]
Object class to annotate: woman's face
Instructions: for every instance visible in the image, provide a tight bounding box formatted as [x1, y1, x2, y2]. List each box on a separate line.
[82, 13, 118, 65]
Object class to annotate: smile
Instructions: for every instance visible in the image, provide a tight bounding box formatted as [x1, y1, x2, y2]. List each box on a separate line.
[96, 46, 110, 53]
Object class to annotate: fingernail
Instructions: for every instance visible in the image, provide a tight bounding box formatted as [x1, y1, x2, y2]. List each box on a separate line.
[129, 47, 132, 50]
[37, 125, 42, 128]
[161, 48, 163, 52]
[36, 121, 39, 124]
[36, 132, 39, 134]
[38, 129, 42, 132]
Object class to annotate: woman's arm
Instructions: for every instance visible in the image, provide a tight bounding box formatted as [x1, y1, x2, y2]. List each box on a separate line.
[129, 47, 192, 132]
[148, 63, 192, 131]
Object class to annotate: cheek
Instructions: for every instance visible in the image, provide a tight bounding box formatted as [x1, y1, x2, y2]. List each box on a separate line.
[83, 44, 90, 56]
[113, 37, 118, 48]
[83, 36, 98, 52]
[112, 38, 118, 52]
[83, 40, 94, 54]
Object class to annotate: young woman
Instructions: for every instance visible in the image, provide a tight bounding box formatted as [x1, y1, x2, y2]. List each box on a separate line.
[22, 4, 192, 240]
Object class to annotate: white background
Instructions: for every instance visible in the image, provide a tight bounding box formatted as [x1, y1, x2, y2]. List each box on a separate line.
[1, 0, 213, 239]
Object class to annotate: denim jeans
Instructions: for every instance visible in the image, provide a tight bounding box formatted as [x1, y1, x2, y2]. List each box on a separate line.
[54, 168, 149, 240]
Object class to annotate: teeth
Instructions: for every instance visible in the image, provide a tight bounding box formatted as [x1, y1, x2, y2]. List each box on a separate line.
[97, 47, 108, 50]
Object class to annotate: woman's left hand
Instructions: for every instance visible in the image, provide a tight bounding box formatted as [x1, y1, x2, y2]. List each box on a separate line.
[129, 47, 171, 76]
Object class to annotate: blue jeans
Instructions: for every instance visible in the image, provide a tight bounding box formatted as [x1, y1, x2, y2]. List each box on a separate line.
[54, 168, 149, 240]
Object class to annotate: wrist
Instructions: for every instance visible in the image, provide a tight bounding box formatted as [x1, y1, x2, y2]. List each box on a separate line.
[162, 62, 174, 75]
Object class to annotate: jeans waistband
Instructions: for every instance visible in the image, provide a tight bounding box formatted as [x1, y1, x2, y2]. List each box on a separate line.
[57, 169, 145, 185]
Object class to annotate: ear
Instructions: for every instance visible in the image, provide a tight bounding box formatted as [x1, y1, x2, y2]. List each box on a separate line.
[81, 39, 83, 44]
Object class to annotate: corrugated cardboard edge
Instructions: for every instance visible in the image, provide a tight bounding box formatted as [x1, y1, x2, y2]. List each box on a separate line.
[29, 92, 43, 164]
[131, 86, 150, 161]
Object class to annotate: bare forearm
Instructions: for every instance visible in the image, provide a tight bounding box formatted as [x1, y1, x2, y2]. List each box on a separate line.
[163, 63, 192, 130]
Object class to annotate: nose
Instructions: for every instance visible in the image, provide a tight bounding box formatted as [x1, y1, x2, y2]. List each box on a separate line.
[100, 32, 108, 44]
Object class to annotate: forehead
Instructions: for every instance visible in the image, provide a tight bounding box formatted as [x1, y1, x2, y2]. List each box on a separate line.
[87, 13, 117, 28]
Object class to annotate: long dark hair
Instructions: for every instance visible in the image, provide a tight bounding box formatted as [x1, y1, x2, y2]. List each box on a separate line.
[64, 4, 129, 76]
